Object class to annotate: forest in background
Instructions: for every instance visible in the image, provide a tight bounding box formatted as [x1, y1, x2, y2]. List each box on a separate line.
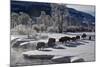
[11, 3, 95, 35]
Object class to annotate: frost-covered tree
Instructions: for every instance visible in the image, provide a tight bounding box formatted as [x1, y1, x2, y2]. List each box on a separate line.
[18, 12, 32, 37]
[11, 12, 19, 28]
[18, 12, 32, 25]
[36, 11, 52, 32]
[51, 4, 69, 33]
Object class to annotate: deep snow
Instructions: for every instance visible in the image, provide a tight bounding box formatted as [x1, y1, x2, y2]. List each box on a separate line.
[22, 40, 95, 62]
[11, 32, 95, 66]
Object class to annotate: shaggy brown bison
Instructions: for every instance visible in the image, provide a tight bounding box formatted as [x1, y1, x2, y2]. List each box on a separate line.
[59, 36, 71, 43]
[36, 42, 46, 50]
[76, 35, 80, 40]
[71, 37, 76, 41]
[81, 33, 87, 39]
[89, 36, 91, 40]
[47, 38, 56, 47]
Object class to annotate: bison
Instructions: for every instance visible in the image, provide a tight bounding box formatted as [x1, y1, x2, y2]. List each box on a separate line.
[47, 38, 56, 47]
[89, 36, 91, 40]
[76, 35, 80, 40]
[59, 36, 71, 43]
[71, 37, 76, 41]
[81, 33, 87, 39]
[36, 42, 46, 50]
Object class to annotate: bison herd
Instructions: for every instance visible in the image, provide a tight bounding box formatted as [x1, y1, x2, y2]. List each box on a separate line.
[12, 33, 92, 50]
[36, 35, 81, 50]
[36, 33, 89, 50]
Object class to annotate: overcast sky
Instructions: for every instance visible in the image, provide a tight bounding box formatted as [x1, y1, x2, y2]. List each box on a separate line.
[67, 4, 95, 16]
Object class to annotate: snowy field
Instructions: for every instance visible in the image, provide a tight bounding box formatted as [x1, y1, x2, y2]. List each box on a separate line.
[10, 32, 95, 67]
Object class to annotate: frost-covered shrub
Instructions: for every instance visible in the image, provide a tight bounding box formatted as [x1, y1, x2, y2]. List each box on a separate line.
[34, 26, 40, 33]
[39, 35, 48, 39]
[29, 33, 39, 40]
[11, 24, 27, 35]
[17, 25, 30, 35]
[11, 24, 36, 35]
[11, 12, 19, 28]
[32, 24, 42, 33]
[47, 26, 58, 33]
[40, 24, 47, 32]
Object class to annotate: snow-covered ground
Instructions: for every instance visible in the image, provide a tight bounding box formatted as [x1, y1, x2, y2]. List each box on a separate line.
[11, 32, 95, 66]
[22, 40, 95, 62]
